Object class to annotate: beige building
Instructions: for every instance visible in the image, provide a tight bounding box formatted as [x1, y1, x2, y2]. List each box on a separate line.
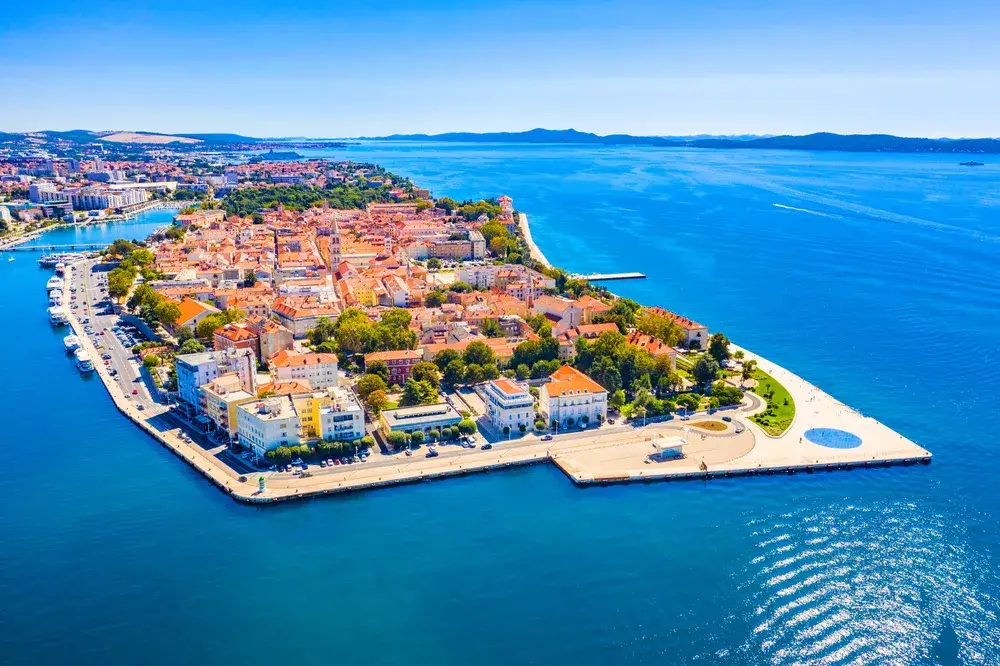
[539, 365, 608, 429]
[200, 373, 257, 437]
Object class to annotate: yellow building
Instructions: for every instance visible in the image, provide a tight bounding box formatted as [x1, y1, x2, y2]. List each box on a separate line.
[291, 385, 366, 442]
[200, 374, 257, 437]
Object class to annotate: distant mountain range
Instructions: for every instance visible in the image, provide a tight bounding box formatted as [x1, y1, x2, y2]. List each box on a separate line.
[3, 127, 999, 155]
[0, 129, 266, 145]
[367, 128, 1000, 154]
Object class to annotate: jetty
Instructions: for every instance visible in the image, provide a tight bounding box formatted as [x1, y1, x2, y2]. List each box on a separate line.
[3, 242, 109, 252]
[576, 271, 646, 281]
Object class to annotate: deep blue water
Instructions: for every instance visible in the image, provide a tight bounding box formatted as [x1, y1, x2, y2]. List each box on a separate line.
[3, 148, 1000, 665]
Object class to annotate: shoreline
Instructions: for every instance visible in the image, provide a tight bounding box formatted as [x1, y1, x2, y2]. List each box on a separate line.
[517, 212, 551, 268]
[52, 198, 930, 505]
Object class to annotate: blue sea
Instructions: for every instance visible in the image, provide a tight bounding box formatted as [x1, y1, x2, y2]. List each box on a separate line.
[2, 146, 999, 665]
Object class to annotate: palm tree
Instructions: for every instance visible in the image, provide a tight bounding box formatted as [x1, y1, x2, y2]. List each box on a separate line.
[741, 359, 757, 387]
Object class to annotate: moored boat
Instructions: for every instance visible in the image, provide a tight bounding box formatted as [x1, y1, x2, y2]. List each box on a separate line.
[63, 334, 80, 351]
[74, 349, 94, 372]
[48, 306, 68, 325]
[46, 276, 64, 290]
[55, 262, 66, 275]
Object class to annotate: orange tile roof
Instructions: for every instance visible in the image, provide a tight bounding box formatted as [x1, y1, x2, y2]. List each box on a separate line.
[269, 350, 338, 368]
[545, 365, 606, 397]
[364, 349, 422, 363]
[491, 378, 527, 397]
[172, 297, 219, 326]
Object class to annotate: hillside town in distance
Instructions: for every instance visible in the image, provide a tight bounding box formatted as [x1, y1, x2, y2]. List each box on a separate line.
[4, 133, 781, 488]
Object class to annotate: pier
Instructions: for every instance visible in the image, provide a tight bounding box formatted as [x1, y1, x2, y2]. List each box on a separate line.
[575, 272, 646, 281]
[2, 242, 108, 252]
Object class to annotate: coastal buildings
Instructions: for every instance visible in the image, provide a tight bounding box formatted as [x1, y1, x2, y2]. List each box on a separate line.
[378, 403, 463, 440]
[176, 349, 257, 414]
[213, 322, 258, 354]
[267, 350, 339, 390]
[647, 307, 709, 350]
[292, 385, 365, 442]
[484, 378, 535, 432]
[539, 365, 608, 428]
[200, 374, 257, 437]
[236, 396, 301, 459]
[364, 349, 422, 386]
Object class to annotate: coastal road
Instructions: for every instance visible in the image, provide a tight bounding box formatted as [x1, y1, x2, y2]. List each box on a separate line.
[70, 259, 159, 412]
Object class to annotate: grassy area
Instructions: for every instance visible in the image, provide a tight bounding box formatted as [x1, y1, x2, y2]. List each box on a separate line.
[748, 368, 795, 436]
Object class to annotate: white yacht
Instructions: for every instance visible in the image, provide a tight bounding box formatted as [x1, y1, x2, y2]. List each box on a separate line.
[46, 276, 64, 290]
[63, 334, 80, 351]
[55, 262, 66, 275]
[48, 306, 68, 325]
[49, 290, 63, 306]
[74, 349, 95, 373]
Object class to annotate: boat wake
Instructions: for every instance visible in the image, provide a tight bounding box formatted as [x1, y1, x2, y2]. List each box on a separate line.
[773, 203, 841, 219]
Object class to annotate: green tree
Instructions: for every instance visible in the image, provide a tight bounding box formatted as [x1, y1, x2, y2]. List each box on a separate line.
[443, 358, 466, 386]
[365, 359, 389, 384]
[411, 362, 441, 390]
[433, 348, 461, 371]
[692, 355, 721, 388]
[480, 318, 504, 338]
[609, 389, 627, 411]
[458, 419, 477, 435]
[365, 389, 390, 415]
[356, 374, 388, 400]
[427, 257, 441, 270]
[179, 339, 206, 354]
[409, 430, 425, 445]
[463, 340, 494, 367]
[387, 431, 409, 449]
[143, 354, 161, 368]
[741, 359, 757, 386]
[425, 290, 446, 307]
[708, 332, 731, 364]
[153, 300, 181, 327]
[400, 378, 437, 406]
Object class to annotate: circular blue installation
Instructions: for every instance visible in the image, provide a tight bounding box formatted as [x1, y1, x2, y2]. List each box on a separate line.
[804, 428, 863, 449]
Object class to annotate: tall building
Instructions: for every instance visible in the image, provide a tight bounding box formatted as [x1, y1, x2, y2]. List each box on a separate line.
[329, 219, 342, 269]
[175, 349, 257, 414]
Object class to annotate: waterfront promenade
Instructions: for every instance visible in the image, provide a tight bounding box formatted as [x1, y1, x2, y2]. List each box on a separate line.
[63, 254, 928, 505]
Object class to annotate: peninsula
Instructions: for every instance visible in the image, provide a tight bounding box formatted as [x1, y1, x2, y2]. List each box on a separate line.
[5, 147, 930, 504]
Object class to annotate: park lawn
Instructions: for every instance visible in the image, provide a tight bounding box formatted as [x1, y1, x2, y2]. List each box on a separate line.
[748, 368, 795, 436]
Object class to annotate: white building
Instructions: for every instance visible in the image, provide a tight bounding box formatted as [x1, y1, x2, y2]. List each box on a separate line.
[236, 396, 301, 459]
[176, 348, 257, 413]
[267, 350, 339, 390]
[29, 181, 65, 203]
[293, 385, 366, 442]
[484, 378, 535, 433]
[539, 365, 607, 428]
[456, 263, 555, 291]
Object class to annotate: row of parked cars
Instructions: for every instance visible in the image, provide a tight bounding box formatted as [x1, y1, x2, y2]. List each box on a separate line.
[279, 449, 372, 473]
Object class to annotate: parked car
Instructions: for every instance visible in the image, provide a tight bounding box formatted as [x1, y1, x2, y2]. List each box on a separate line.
[722, 416, 732, 422]
[481, 443, 493, 450]
[541, 434, 553, 441]
[320, 460, 327, 468]
[426, 449, 439, 458]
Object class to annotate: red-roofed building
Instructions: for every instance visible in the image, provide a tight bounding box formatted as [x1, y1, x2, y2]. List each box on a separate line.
[539, 365, 607, 428]
[214, 323, 258, 355]
[364, 349, 422, 386]
[646, 307, 710, 350]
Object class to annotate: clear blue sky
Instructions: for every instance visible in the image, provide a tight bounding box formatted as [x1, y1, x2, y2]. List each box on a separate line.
[2, 0, 998, 138]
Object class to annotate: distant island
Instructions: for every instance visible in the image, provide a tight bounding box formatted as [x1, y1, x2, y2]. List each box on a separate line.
[960, 161, 986, 166]
[4, 127, 999, 156]
[365, 128, 1000, 155]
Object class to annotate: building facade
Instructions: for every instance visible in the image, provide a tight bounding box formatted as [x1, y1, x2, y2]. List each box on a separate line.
[539, 365, 608, 428]
[484, 378, 535, 433]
